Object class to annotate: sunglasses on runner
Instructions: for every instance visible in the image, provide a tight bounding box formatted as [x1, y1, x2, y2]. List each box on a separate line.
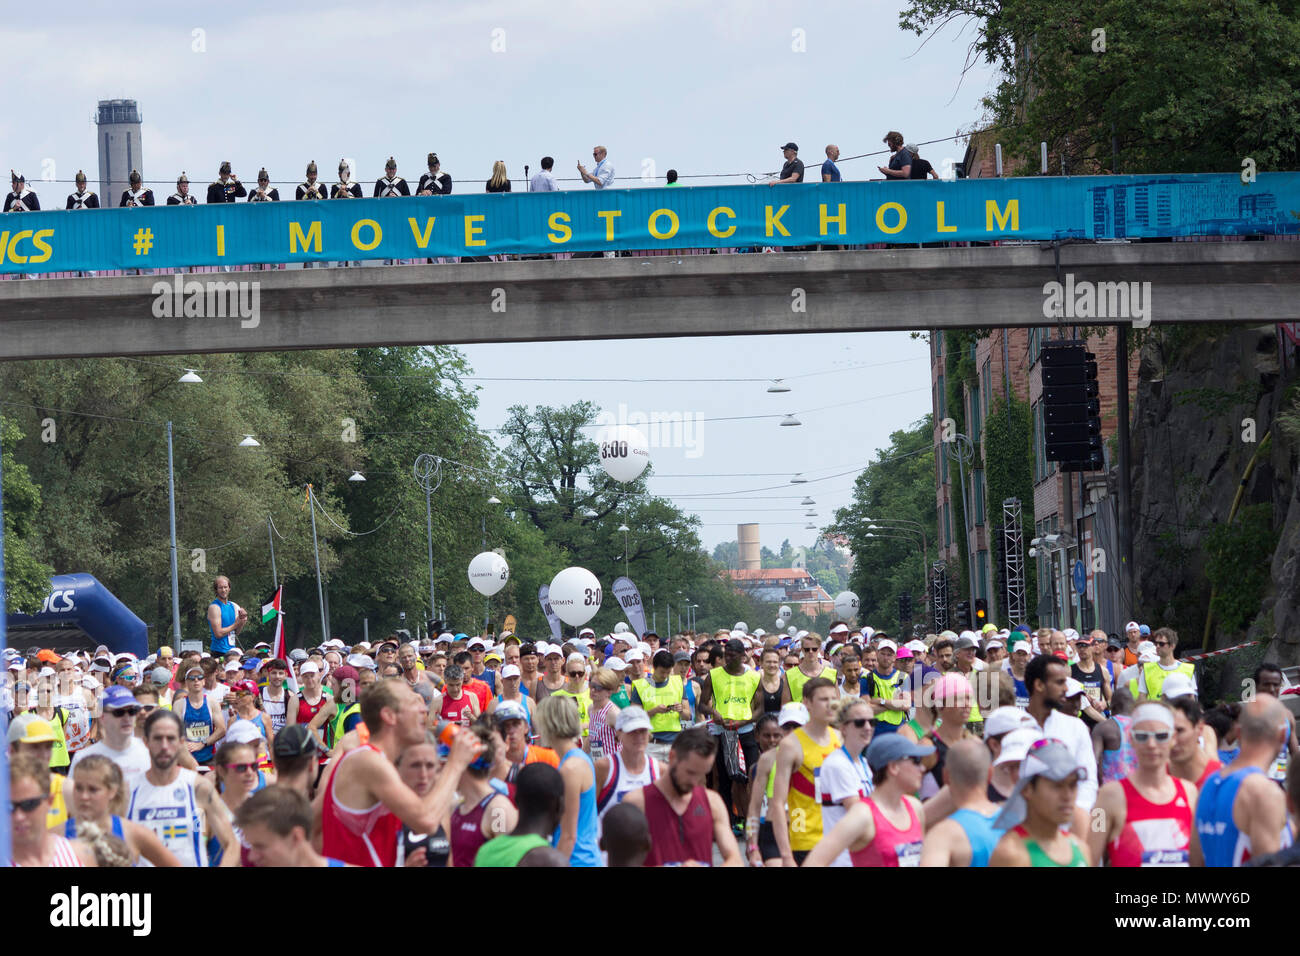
[108, 706, 141, 718]
[1132, 730, 1172, 744]
[567, 671, 584, 678]
[849, 718, 871, 728]
[223, 762, 258, 774]
[11, 796, 45, 813]
[906, 756, 925, 766]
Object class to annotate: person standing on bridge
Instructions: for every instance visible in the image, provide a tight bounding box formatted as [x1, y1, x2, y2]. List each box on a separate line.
[167, 173, 197, 206]
[821, 145, 842, 182]
[374, 157, 409, 197]
[417, 153, 453, 195]
[119, 170, 154, 206]
[769, 143, 804, 186]
[577, 146, 615, 189]
[5, 171, 39, 211]
[878, 132, 912, 180]
[66, 170, 99, 209]
[248, 168, 280, 202]
[207, 161, 246, 203]
[331, 160, 362, 199]
[297, 161, 327, 200]
[529, 157, 557, 192]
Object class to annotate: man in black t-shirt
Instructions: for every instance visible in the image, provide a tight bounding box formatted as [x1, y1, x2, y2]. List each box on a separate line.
[770, 142, 804, 186]
[906, 143, 941, 180]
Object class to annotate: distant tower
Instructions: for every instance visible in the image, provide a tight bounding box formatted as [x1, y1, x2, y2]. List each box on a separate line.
[95, 99, 143, 206]
[738, 523, 761, 571]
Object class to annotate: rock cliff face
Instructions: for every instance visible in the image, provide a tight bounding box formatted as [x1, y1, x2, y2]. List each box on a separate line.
[1130, 325, 1298, 672]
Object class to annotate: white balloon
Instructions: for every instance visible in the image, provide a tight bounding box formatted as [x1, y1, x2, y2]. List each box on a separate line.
[733, 621, 748, 633]
[613, 621, 630, 634]
[597, 425, 650, 483]
[468, 552, 509, 596]
[779, 605, 792, 620]
[834, 590, 860, 621]
[775, 618, 786, 629]
[787, 626, 798, 636]
[548, 567, 603, 627]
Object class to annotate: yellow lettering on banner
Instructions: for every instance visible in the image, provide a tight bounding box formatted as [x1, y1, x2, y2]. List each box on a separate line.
[547, 212, 572, 244]
[407, 217, 436, 249]
[936, 202, 958, 233]
[216, 224, 225, 257]
[29, 229, 53, 263]
[464, 215, 486, 248]
[0, 231, 8, 264]
[597, 210, 621, 241]
[876, 203, 906, 234]
[648, 209, 679, 240]
[765, 205, 790, 237]
[290, 221, 322, 253]
[7, 230, 33, 263]
[352, 219, 382, 251]
[707, 207, 736, 238]
[986, 199, 1019, 232]
[818, 203, 847, 236]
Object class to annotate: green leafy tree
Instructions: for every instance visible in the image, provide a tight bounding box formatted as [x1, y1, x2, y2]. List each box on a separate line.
[900, 0, 1300, 174]
[833, 417, 936, 634]
[1, 417, 55, 613]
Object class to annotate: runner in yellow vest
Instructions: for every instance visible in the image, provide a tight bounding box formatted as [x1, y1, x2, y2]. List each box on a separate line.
[786, 633, 836, 703]
[768, 676, 841, 865]
[1136, 628, 1195, 701]
[551, 654, 594, 738]
[631, 651, 687, 761]
[698, 638, 764, 826]
[867, 640, 912, 733]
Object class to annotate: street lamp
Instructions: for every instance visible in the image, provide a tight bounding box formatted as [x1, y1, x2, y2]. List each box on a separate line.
[767, 380, 790, 393]
[348, 471, 366, 482]
[790, 474, 808, 484]
[618, 524, 630, 578]
[238, 435, 261, 447]
[178, 369, 202, 384]
[779, 415, 802, 427]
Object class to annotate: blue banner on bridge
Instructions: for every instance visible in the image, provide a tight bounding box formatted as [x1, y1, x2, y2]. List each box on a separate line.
[2, 173, 1297, 274]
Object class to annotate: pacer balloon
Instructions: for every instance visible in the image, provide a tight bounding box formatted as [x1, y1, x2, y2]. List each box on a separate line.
[597, 425, 650, 483]
[468, 552, 509, 596]
[548, 567, 603, 627]
[833, 590, 860, 621]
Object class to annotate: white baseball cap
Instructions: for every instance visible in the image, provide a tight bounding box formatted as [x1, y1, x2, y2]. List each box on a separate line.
[876, 639, 898, 653]
[1064, 677, 1086, 698]
[625, 649, 645, 662]
[298, 662, 320, 676]
[607, 658, 629, 672]
[1160, 673, 1197, 699]
[993, 727, 1045, 767]
[500, 664, 521, 679]
[777, 702, 809, 727]
[615, 707, 652, 734]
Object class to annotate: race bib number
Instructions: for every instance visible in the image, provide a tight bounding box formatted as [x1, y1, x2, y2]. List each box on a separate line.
[186, 723, 210, 743]
[897, 841, 922, 867]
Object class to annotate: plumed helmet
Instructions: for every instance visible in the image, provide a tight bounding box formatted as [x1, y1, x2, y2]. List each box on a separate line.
[306, 160, 317, 176]
[129, 169, 142, 186]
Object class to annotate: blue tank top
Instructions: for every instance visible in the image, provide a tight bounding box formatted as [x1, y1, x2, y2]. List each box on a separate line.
[179, 695, 215, 764]
[949, 808, 1000, 868]
[1196, 766, 1264, 867]
[209, 599, 237, 654]
[553, 748, 602, 867]
[66, 815, 126, 841]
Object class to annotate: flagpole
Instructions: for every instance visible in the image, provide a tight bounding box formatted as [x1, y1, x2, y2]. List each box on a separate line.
[307, 485, 328, 643]
[167, 421, 182, 645]
[267, 515, 278, 590]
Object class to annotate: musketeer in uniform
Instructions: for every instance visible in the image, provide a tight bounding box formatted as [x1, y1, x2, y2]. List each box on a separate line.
[167, 172, 198, 205]
[207, 161, 246, 203]
[65, 170, 99, 209]
[120, 170, 155, 206]
[417, 153, 452, 195]
[374, 157, 409, 197]
[296, 161, 327, 201]
[5, 170, 39, 211]
[331, 159, 362, 199]
[248, 168, 280, 201]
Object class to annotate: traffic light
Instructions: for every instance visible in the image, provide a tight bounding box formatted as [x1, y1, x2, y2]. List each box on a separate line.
[1042, 340, 1103, 471]
[955, 600, 971, 629]
[974, 598, 988, 626]
[898, 592, 913, 623]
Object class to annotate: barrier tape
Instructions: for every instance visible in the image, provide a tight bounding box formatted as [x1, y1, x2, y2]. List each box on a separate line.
[1180, 640, 1261, 662]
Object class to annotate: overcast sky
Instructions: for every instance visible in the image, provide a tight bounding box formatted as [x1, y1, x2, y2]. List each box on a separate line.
[8, 0, 996, 551]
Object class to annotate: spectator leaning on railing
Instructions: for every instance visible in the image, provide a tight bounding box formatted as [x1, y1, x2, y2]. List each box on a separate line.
[769, 143, 804, 186]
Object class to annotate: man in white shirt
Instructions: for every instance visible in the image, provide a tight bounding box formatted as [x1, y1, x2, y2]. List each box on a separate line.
[69, 685, 151, 778]
[1022, 654, 1097, 817]
[577, 146, 615, 189]
[530, 156, 557, 191]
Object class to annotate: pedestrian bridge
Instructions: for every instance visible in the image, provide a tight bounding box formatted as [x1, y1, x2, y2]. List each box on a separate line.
[0, 241, 1296, 360]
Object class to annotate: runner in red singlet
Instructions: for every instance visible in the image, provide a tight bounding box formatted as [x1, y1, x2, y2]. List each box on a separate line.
[314, 680, 482, 867]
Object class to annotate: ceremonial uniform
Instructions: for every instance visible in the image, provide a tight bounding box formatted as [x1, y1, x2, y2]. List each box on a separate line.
[207, 177, 246, 203]
[167, 191, 197, 206]
[417, 171, 452, 195]
[331, 179, 362, 199]
[119, 185, 155, 207]
[65, 189, 99, 210]
[374, 174, 409, 197]
[297, 179, 327, 200]
[4, 182, 39, 212]
[248, 185, 280, 201]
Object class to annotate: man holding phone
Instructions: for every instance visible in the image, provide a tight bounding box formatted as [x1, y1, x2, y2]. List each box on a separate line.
[577, 146, 615, 189]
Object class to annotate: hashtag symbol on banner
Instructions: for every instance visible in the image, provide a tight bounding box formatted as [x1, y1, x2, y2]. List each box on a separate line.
[132, 228, 154, 255]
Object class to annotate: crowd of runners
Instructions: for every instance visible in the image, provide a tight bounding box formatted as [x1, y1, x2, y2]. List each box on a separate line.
[5, 587, 1299, 867]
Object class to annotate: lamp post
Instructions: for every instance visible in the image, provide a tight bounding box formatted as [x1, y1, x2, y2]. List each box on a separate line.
[482, 495, 501, 632]
[166, 422, 182, 646]
[944, 434, 979, 621]
[618, 524, 630, 578]
[413, 455, 443, 638]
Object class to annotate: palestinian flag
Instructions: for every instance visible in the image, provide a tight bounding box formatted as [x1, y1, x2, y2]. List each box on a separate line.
[261, 586, 284, 660]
